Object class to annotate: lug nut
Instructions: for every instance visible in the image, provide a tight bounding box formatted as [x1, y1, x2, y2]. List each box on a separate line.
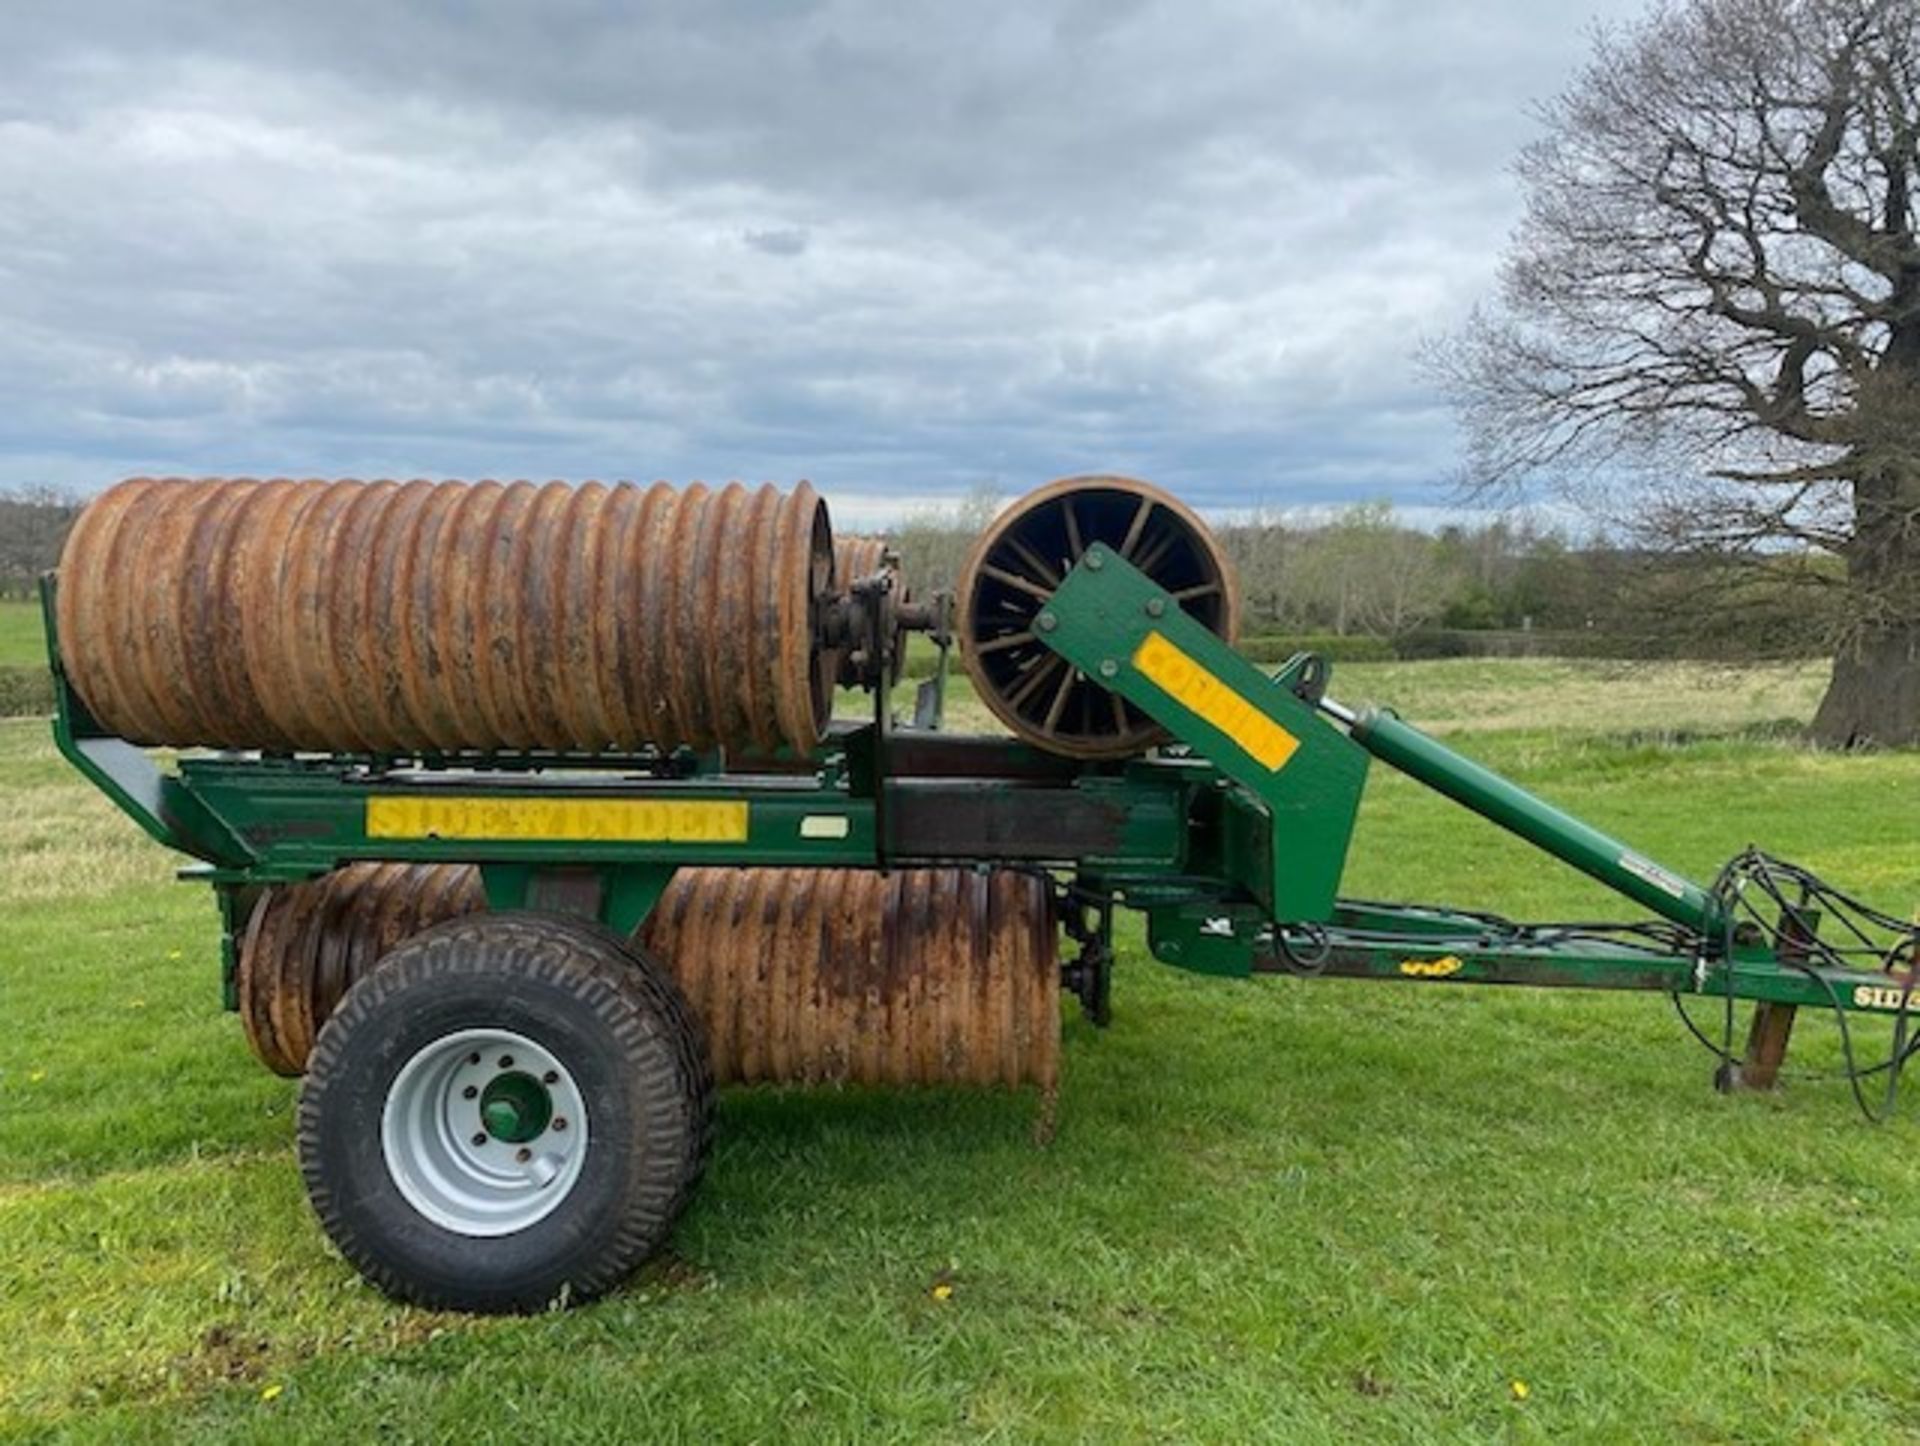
[516, 1147, 532, 1163]
[462, 1085, 478, 1099]
[552, 1117, 567, 1132]
[543, 1070, 559, 1084]
[471, 1132, 488, 1147]
[498, 1055, 514, 1069]
[468, 1052, 481, 1066]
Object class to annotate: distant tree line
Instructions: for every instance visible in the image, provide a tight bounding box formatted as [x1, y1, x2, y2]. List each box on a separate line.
[895, 489, 1837, 661]
[0, 487, 80, 599]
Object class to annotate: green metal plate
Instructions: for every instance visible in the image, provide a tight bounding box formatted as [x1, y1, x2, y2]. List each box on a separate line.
[1037, 545, 1370, 922]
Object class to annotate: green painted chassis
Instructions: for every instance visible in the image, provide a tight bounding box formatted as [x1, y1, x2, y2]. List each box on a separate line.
[36, 556, 1911, 1030]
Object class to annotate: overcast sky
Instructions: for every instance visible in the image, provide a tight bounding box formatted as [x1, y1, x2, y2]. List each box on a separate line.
[1, 0, 1645, 528]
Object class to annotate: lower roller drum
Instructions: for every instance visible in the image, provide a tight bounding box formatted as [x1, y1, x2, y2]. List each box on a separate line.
[237, 864, 1059, 1091]
[642, 867, 1059, 1090]
[237, 863, 485, 1075]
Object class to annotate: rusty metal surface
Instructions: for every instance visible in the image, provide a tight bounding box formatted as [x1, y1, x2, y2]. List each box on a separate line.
[238, 864, 1058, 1089]
[957, 475, 1240, 759]
[56, 477, 837, 756]
[643, 866, 1058, 1089]
[237, 862, 483, 1075]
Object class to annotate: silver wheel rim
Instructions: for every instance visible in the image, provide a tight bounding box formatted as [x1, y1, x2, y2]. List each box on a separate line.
[380, 1027, 590, 1237]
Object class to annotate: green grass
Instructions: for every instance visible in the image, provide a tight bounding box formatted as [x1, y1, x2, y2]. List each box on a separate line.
[0, 599, 47, 669]
[5, 660, 1920, 1441]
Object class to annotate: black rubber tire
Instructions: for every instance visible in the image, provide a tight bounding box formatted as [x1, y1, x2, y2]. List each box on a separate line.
[296, 912, 713, 1313]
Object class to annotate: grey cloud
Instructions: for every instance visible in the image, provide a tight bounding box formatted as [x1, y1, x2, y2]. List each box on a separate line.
[0, 0, 1646, 521]
[743, 228, 812, 258]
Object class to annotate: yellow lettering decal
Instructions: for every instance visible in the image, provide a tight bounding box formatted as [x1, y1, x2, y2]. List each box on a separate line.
[1400, 955, 1464, 978]
[1130, 631, 1300, 771]
[366, 796, 750, 843]
[1854, 982, 1918, 1012]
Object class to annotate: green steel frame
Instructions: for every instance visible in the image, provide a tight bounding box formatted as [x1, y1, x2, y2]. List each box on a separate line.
[37, 553, 1917, 1048]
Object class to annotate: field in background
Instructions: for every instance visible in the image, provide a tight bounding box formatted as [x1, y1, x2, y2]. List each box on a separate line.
[927, 652, 1834, 742]
[4, 658, 1919, 1439]
[0, 598, 45, 669]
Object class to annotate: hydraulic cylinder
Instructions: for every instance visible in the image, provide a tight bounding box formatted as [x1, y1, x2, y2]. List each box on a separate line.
[1348, 706, 1725, 937]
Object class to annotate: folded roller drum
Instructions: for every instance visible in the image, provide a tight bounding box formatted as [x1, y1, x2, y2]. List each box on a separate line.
[237, 864, 1059, 1092]
[833, 535, 892, 590]
[957, 474, 1239, 759]
[55, 476, 837, 756]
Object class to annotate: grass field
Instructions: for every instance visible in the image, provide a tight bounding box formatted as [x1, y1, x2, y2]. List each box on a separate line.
[0, 599, 46, 669]
[5, 658, 1920, 1441]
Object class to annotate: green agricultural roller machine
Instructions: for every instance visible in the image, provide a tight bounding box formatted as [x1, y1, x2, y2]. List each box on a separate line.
[43, 472, 1919, 1313]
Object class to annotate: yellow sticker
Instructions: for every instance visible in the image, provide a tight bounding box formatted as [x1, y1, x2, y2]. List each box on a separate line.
[1400, 955, 1464, 978]
[366, 796, 749, 843]
[1130, 630, 1300, 771]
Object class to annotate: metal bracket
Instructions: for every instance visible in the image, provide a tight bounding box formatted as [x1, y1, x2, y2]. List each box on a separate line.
[1718, 906, 1820, 1092]
[1272, 651, 1330, 708]
[1060, 888, 1115, 1025]
[1037, 546, 1370, 922]
[40, 573, 253, 868]
[479, 862, 676, 937]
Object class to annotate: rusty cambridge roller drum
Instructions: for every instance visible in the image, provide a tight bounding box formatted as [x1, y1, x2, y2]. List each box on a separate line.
[57, 476, 839, 756]
[41, 471, 1920, 1314]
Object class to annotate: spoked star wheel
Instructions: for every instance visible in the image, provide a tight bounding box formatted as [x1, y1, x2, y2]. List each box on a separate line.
[957, 475, 1240, 758]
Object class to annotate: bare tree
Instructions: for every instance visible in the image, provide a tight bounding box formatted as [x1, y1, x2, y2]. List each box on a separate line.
[1216, 506, 1296, 628]
[1439, 0, 1920, 744]
[890, 482, 1004, 594]
[1283, 503, 1452, 636]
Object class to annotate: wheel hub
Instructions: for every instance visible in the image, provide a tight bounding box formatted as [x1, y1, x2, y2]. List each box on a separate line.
[481, 1071, 553, 1143]
[381, 1027, 589, 1237]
